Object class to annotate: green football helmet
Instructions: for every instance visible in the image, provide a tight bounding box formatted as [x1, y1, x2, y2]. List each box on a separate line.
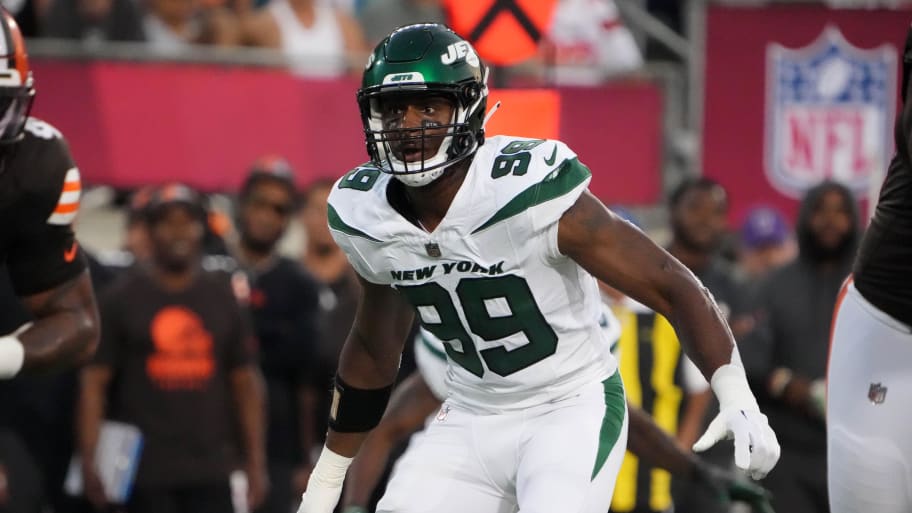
[357, 23, 489, 187]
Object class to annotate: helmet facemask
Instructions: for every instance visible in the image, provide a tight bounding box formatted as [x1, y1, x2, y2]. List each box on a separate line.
[358, 68, 488, 187]
[0, 72, 34, 145]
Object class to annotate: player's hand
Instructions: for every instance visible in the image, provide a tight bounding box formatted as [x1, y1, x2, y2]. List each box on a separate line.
[694, 407, 779, 480]
[693, 459, 775, 512]
[694, 364, 780, 480]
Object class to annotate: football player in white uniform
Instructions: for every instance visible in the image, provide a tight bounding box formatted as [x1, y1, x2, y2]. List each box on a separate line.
[297, 23, 779, 513]
[341, 326, 774, 513]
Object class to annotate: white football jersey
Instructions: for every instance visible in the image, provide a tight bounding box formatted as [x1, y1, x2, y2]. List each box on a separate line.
[414, 302, 622, 404]
[328, 135, 618, 413]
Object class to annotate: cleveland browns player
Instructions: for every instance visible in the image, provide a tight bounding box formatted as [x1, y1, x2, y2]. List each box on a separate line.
[827, 23, 912, 513]
[0, 8, 99, 378]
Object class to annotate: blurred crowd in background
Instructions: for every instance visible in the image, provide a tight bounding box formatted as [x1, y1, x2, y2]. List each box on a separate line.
[8, 0, 649, 81]
[7, 0, 910, 83]
[0, 0, 907, 512]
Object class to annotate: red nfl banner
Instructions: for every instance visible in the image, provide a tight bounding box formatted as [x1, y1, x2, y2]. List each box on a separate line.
[703, 5, 909, 224]
[766, 27, 896, 199]
[30, 60, 662, 204]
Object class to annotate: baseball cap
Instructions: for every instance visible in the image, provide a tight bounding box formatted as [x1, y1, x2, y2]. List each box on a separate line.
[145, 183, 207, 224]
[240, 155, 297, 200]
[126, 185, 156, 224]
[741, 206, 789, 249]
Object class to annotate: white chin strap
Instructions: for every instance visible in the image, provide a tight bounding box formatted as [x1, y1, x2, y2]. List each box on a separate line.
[394, 167, 446, 187]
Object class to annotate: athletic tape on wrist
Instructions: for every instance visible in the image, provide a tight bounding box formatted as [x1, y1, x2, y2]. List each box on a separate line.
[309, 446, 353, 489]
[710, 363, 759, 411]
[328, 376, 393, 433]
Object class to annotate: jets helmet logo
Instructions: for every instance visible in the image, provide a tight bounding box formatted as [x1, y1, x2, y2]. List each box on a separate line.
[441, 42, 480, 68]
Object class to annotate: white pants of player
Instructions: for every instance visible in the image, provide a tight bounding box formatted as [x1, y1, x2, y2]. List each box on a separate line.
[827, 281, 912, 513]
[376, 373, 628, 513]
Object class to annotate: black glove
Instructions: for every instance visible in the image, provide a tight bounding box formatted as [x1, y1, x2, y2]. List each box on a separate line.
[693, 459, 776, 513]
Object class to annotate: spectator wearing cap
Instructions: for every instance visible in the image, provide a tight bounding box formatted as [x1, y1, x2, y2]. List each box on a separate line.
[231, 158, 323, 513]
[738, 206, 796, 283]
[741, 182, 860, 513]
[78, 184, 268, 513]
[123, 186, 156, 264]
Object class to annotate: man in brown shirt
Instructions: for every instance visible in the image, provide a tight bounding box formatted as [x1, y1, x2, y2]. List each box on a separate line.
[78, 184, 268, 513]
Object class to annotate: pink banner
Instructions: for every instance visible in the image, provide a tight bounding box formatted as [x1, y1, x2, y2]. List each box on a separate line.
[30, 59, 662, 204]
[703, 5, 909, 224]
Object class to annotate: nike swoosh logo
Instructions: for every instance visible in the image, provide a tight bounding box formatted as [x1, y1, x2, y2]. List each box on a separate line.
[63, 241, 78, 263]
[543, 144, 557, 166]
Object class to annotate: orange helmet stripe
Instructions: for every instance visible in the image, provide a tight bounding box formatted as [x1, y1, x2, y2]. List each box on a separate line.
[6, 14, 28, 79]
[0, 9, 28, 80]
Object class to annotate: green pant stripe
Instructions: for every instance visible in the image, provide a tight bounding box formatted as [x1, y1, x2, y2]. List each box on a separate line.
[591, 371, 627, 480]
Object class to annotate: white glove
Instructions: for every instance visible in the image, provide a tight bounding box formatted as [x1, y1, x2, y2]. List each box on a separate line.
[295, 447, 353, 513]
[693, 364, 780, 480]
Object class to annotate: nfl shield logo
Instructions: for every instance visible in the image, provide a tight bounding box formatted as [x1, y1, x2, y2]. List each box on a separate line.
[868, 382, 887, 405]
[765, 27, 897, 198]
[425, 242, 442, 258]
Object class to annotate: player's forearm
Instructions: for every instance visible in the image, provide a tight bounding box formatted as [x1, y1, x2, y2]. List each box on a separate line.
[341, 429, 398, 507]
[342, 373, 437, 506]
[336, 327, 402, 389]
[18, 274, 100, 374]
[324, 430, 370, 459]
[323, 329, 402, 458]
[661, 266, 736, 378]
[231, 367, 268, 471]
[18, 311, 98, 372]
[302, 279, 411, 507]
[626, 405, 697, 477]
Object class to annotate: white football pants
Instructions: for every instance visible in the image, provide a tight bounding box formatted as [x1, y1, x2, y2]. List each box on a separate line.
[376, 373, 628, 513]
[827, 281, 912, 513]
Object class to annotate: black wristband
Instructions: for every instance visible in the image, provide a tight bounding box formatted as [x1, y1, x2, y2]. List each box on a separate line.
[328, 376, 394, 433]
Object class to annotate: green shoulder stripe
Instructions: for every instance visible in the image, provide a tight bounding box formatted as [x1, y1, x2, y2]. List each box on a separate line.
[327, 204, 382, 243]
[472, 157, 591, 234]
